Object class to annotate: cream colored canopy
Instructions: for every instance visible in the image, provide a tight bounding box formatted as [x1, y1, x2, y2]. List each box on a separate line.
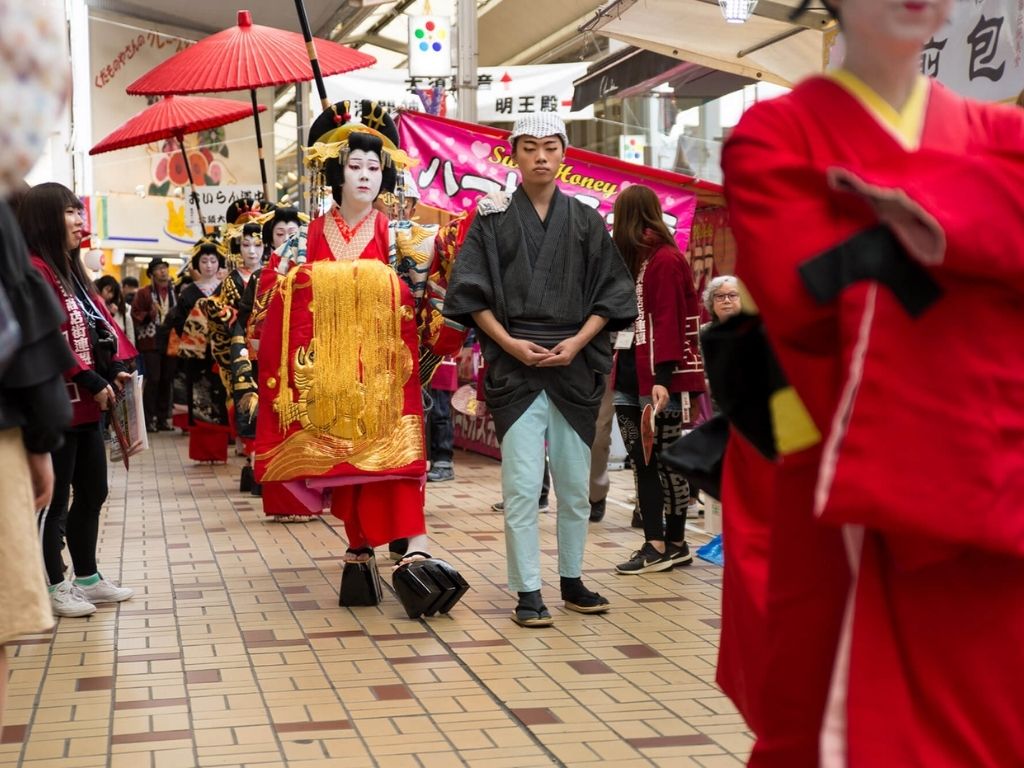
[590, 0, 836, 88]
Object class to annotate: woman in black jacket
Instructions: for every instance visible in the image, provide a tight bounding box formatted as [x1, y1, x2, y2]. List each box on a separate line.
[0, 194, 74, 714]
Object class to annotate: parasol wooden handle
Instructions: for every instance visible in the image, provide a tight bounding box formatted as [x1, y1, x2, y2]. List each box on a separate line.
[293, 0, 330, 111]
[177, 136, 206, 236]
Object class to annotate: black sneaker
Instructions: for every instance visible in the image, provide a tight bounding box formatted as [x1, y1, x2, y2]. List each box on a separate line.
[666, 542, 693, 567]
[615, 543, 675, 574]
[589, 498, 606, 522]
[630, 505, 643, 528]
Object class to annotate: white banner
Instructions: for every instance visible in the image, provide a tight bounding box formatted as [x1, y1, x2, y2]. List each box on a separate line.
[923, 0, 1024, 101]
[324, 63, 594, 122]
[184, 185, 266, 230]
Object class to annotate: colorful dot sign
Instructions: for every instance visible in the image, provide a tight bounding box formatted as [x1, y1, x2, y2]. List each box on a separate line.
[413, 18, 446, 52]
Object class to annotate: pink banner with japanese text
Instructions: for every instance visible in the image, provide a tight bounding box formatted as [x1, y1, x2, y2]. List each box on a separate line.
[397, 111, 700, 251]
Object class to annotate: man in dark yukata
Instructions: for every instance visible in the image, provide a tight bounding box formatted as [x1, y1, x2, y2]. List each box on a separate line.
[444, 113, 636, 627]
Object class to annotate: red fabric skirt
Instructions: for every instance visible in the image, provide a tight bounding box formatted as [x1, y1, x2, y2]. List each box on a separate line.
[188, 422, 230, 462]
[261, 478, 425, 548]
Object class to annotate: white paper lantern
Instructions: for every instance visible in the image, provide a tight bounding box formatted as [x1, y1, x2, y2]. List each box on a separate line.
[719, 0, 759, 23]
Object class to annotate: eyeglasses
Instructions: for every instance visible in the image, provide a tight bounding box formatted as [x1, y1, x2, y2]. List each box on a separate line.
[713, 292, 740, 303]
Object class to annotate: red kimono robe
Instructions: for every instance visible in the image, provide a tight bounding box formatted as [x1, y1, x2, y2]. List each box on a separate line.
[254, 209, 426, 546]
[721, 75, 1024, 767]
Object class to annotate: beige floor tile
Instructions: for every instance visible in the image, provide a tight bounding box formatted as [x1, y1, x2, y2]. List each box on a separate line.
[13, 443, 747, 766]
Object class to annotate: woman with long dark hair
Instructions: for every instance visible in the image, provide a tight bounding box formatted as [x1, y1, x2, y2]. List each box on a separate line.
[611, 184, 705, 574]
[18, 182, 136, 617]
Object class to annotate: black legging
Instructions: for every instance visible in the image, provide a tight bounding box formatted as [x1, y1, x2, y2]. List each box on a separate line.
[38, 422, 108, 585]
[615, 405, 688, 544]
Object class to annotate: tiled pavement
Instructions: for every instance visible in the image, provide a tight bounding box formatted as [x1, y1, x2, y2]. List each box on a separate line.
[1, 432, 751, 768]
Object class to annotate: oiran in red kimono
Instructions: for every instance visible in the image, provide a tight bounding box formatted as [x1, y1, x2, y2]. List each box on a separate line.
[254, 101, 468, 617]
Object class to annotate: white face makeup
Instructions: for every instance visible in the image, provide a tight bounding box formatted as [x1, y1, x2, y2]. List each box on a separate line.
[272, 220, 300, 248]
[342, 149, 383, 205]
[240, 235, 262, 269]
[197, 252, 220, 279]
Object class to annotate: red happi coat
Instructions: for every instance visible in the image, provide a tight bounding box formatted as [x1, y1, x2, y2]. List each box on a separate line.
[31, 256, 137, 427]
[254, 210, 426, 544]
[721, 76, 1024, 767]
[632, 238, 705, 395]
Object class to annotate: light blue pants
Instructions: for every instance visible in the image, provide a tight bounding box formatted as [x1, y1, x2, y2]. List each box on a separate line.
[500, 391, 592, 592]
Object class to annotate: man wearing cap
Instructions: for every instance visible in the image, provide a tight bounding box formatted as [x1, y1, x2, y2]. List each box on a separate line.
[131, 257, 177, 432]
[444, 113, 636, 626]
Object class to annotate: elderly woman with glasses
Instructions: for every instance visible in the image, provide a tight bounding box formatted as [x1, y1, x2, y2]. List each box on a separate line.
[701, 276, 742, 324]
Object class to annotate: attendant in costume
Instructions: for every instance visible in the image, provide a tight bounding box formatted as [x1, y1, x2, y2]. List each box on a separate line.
[165, 236, 230, 462]
[444, 113, 637, 627]
[255, 101, 466, 610]
[610, 184, 704, 575]
[241, 204, 306, 339]
[241, 204, 310, 511]
[720, 0, 1024, 764]
[222, 199, 269, 486]
[19, 183, 136, 618]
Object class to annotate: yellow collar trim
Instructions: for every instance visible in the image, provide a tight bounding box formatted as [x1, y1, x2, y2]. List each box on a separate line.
[828, 69, 929, 150]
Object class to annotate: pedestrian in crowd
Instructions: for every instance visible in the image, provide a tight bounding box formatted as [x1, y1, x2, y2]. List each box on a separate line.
[702, 276, 742, 326]
[699, 275, 742, 414]
[609, 184, 705, 575]
[131, 257, 176, 431]
[121, 275, 138, 308]
[0, 194, 74, 718]
[444, 112, 637, 627]
[18, 182, 136, 618]
[720, 0, 1024, 763]
[426, 355, 458, 482]
[95, 274, 134, 341]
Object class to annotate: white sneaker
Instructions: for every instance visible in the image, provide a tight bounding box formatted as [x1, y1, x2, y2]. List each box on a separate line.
[50, 580, 97, 617]
[74, 575, 134, 604]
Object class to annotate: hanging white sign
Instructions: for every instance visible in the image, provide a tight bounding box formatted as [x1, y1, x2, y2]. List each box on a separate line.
[407, 15, 452, 78]
[922, 0, 1024, 102]
[325, 64, 594, 122]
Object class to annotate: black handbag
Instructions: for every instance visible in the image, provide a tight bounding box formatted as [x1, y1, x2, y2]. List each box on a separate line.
[339, 558, 383, 607]
[660, 415, 729, 500]
[700, 314, 788, 461]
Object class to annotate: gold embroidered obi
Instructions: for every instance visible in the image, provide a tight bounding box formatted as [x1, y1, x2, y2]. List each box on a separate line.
[256, 256, 423, 482]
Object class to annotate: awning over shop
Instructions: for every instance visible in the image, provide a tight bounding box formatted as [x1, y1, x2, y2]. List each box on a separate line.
[572, 46, 756, 110]
[84, 0, 345, 36]
[586, 0, 835, 88]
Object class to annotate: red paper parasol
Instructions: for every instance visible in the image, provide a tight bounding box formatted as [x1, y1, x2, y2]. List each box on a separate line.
[126, 10, 376, 200]
[90, 95, 266, 232]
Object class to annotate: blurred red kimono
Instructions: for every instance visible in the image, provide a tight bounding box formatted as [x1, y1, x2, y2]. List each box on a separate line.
[721, 74, 1024, 767]
[254, 209, 426, 546]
